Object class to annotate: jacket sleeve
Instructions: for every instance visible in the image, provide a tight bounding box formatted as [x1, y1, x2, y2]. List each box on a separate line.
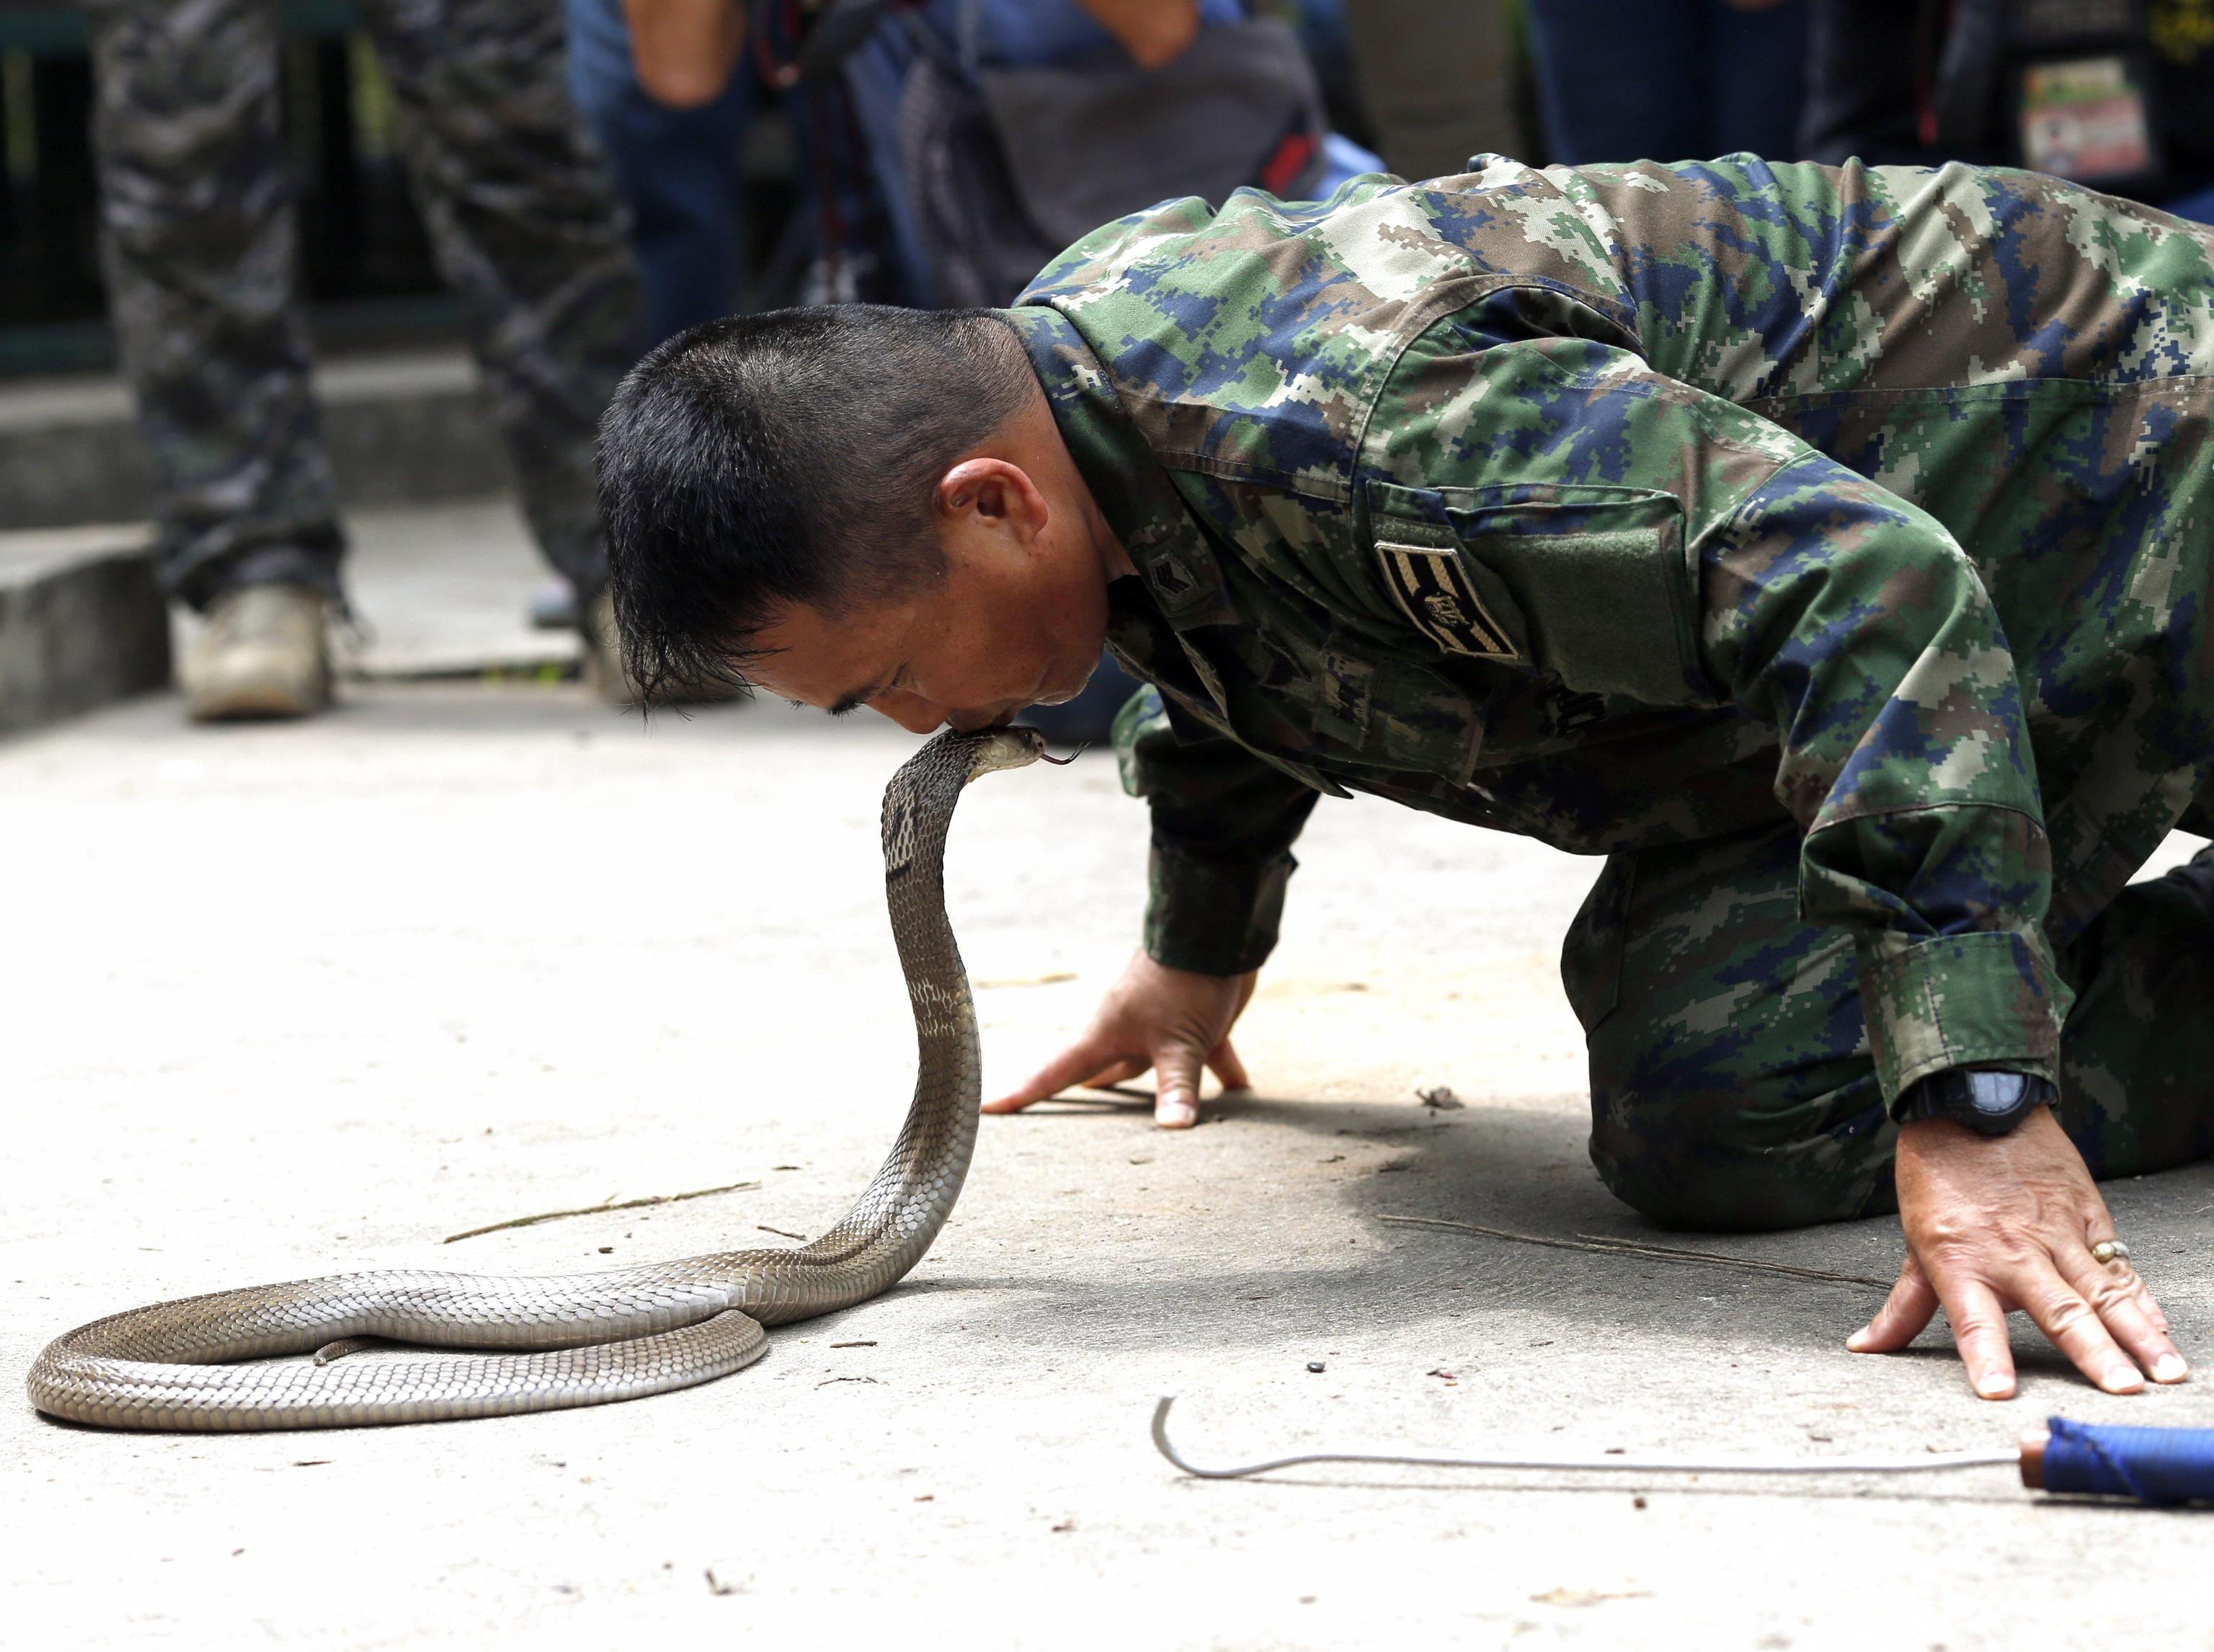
[1367, 324, 2066, 1103]
[1112, 685, 1322, 977]
[1702, 447, 2063, 1099]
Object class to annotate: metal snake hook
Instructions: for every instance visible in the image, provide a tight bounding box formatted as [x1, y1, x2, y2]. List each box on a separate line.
[1150, 1395, 1537, 1480]
[1150, 1396, 2019, 1483]
[1155, 1396, 1266, 1478]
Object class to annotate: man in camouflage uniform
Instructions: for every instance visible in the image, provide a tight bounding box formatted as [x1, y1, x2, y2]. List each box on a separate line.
[597, 156, 2214, 1400]
[86, 0, 643, 719]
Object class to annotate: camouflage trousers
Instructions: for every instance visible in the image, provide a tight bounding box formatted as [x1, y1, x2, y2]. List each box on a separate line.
[1562, 821, 2214, 1233]
[85, 0, 644, 608]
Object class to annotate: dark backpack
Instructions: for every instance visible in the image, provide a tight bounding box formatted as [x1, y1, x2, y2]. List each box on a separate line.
[893, 14, 1332, 308]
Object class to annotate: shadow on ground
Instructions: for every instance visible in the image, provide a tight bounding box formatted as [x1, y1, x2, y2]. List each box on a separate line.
[956, 1090, 2214, 1385]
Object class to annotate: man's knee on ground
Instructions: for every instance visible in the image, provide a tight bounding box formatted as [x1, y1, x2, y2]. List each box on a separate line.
[1586, 1071, 1895, 1233]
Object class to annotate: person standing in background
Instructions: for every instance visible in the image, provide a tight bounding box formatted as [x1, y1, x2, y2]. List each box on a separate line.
[2153, 0, 2214, 218]
[1523, 0, 1809, 164]
[1800, 0, 2214, 223]
[1337, 0, 1519, 181]
[542, 0, 751, 641]
[565, 0, 752, 347]
[86, 0, 645, 721]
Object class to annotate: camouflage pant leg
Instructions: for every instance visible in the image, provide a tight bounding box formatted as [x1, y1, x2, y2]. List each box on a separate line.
[1562, 822, 2214, 1234]
[354, 0, 644, 595]
[2054, 848, 2214, 1182]
[85, 0, 346, 609]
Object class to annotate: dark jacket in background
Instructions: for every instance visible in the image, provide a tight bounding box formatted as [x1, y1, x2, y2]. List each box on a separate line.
[1803, 0, 2214, 201]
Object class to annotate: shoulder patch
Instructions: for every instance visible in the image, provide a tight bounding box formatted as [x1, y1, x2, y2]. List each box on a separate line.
[1374, 541, 1518, 660]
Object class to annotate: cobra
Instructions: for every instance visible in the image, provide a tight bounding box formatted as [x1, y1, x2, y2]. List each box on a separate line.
[27, 727, 1050, 1431]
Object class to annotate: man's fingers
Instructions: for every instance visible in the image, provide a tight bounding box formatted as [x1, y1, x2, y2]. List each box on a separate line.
[1078, 1057, 1151, 1090]
[982, 1038, 1129, 1114]
[1847, 1261, 1938, 1354]
[1204, 1036, 1250, 1093]
[1933, 1276, 2021, 1400]
[1151, 1040, 1205, 1129]
[2076, 1191, 2170, 1333]
[2112, 1253, 2170, 1333]
[2012, 1264, 2143, 1394]
[2060, 1251, 2188, 1385]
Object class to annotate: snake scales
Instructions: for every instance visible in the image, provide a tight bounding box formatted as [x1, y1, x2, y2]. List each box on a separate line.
[27, 727, 1048, 1431]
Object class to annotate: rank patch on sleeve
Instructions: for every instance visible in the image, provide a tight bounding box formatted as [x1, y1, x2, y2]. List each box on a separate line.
[1375, 541, 1516, 660]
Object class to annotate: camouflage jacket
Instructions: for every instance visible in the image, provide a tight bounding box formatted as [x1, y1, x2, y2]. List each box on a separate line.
[1005, 157, 2214, 1106]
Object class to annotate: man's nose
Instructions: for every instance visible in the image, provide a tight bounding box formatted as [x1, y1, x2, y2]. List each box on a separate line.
[946, 707, 1012, 734]
[872, 690, 949, 735]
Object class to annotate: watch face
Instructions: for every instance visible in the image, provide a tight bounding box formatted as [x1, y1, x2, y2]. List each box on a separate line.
[1965, 1071, 2031, 1119]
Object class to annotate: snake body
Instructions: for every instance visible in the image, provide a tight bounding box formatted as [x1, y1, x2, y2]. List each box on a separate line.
[27, 727, 1046, 1431]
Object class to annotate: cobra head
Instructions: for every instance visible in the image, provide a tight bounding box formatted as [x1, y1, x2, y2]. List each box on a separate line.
[964, 726, 1057, 778]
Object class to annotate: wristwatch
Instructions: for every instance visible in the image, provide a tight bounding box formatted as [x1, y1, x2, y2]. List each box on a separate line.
[1893, 1068, 2058, 1137]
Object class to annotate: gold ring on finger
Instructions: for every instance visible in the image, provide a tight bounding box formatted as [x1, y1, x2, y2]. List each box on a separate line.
[2090, 1239, 2131, 1266]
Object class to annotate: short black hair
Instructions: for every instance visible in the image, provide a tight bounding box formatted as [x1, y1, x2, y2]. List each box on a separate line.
[596, 304, 1037, 705]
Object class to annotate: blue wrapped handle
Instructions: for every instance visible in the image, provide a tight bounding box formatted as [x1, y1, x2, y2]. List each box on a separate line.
[2038, 1418, 2214, 1506]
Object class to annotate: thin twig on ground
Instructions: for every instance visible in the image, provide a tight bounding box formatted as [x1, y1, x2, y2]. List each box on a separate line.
[1378, 1214, 1891, 1289]
[441, 1179, 762, 1243]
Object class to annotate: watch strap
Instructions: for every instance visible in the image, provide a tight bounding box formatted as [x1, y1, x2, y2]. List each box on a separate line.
[1894, 1069, 2058, 1137]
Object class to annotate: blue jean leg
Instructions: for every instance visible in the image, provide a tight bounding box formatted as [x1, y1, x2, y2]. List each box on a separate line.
[1710, 0, 1809, 159]
[1525, 0, 1708, 164]
[1526, 0, 1808, 165]
[565, 0, 750, 344]
[2165, 184, 2214, 225]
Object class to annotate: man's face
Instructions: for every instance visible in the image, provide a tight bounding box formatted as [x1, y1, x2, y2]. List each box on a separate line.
[742, 454, 1116, 734]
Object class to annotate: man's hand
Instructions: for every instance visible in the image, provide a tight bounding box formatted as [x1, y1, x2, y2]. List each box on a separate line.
[1849, 1107, 2188, 1397]
[1072, 0, 1201, 68]
[623, 0, 746, 107]
[983, 951, 1255, 1128]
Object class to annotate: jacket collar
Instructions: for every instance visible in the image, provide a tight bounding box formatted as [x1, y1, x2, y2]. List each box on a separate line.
[1002, 305, 1236, 633]
[1005, 305, 1353, 799]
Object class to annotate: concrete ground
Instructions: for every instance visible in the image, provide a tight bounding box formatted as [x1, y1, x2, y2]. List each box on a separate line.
[6, 542, 2211, 1648]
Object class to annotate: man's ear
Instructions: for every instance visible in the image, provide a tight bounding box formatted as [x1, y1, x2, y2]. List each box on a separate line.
[936, 457, 1049, 541]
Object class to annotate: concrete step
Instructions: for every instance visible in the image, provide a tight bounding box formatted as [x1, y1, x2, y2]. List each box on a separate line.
[0, 499, 579, 737]
[144, 498, 580, 683]
[0, 348, 514, 530]
[0, 525, 170, 737]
